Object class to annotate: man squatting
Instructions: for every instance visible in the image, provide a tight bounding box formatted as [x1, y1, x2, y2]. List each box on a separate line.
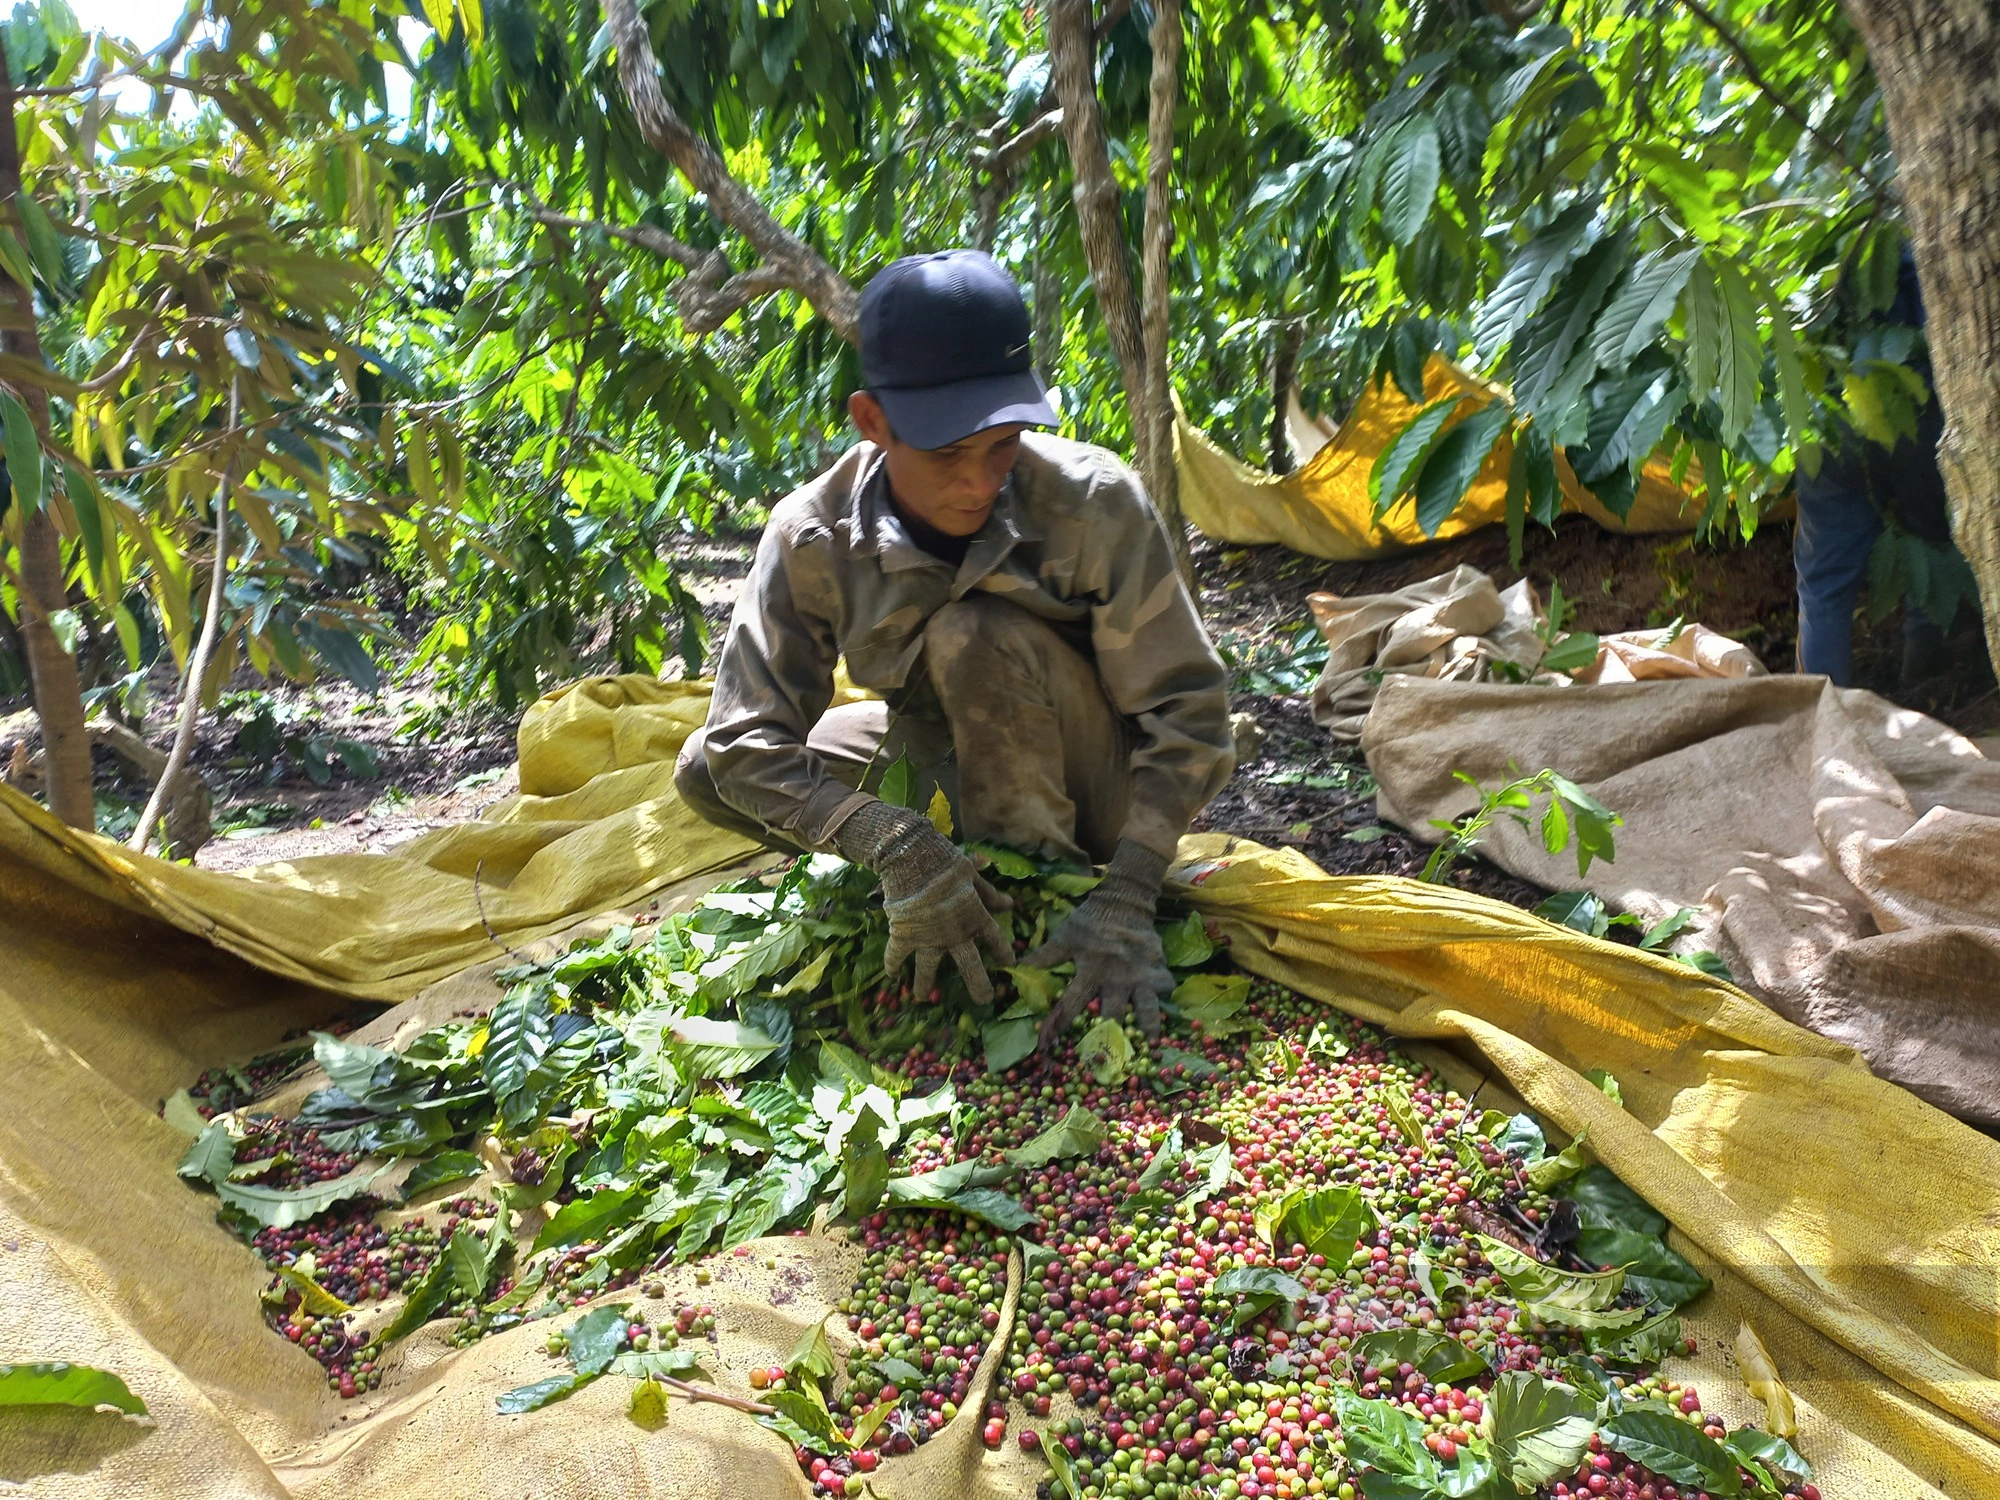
[677, 250, 1236, 1047]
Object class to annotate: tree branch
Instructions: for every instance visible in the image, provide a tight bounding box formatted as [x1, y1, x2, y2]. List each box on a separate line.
[13, 70, 140, 99]
[971, 108, 1070, 248]
[660, 1376, 772, 1415]
[974, 108, 1066, 179]
[976, 0, 1135, 180]
[971, 0, 1137, 248]
[130, 378, 238, 856]
[530, 207, 793, 335]
[1475, 0, 1543, 30]
[1678, 0, 1889, 193]
[76, 319, 156, 394]
[600, 0, 859, 341]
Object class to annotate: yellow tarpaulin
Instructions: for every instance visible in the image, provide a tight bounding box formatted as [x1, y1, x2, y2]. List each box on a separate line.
[1177, 357, 1712, 559]
[1, 676, 1994, 1498]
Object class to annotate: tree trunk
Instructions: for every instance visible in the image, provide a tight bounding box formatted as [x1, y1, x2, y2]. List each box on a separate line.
[1032, 179, 1062, 385]
[1047, 0, 1148, 440]
[1840, 0, 2000, 674]
[1047, 0, 1189, 568]
[1139, 0, 1184, 561]
[1268, 319, 1304, 475]
[0, 51, 91, 829]
[130, 381, 236, 856]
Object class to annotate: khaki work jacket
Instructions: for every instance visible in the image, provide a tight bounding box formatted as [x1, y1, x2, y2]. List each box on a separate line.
[699, 432, 1234, 857]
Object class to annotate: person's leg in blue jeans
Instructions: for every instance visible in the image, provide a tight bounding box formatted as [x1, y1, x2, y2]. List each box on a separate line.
[1793, 455, 1883, 686]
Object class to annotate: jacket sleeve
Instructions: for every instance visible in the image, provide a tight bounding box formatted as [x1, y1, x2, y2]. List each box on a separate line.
[1083, 462, 1237, 857]
[697, 518, 862, 847]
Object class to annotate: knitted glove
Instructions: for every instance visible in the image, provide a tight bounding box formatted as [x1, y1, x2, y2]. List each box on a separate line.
[836, 799, 1012, 1005]
[1029, 840, 1173, 1046]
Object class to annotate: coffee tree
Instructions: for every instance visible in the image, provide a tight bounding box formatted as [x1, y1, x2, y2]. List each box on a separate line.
[0, 0, 416, 834]
[1231, 0, 1978, 625]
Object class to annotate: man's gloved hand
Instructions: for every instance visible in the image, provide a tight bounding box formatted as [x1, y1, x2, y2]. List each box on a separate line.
[1030, 840, 1173, 1048]
[836, 799, 1012, 1005]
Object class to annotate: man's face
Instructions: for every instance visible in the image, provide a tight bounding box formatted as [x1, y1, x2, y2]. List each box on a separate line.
[849, 392, 1025, 537]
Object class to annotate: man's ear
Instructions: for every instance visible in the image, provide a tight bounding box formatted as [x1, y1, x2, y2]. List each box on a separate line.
[848, 390, 894, 448]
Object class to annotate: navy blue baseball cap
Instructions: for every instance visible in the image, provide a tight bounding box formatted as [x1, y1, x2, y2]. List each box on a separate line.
[860, 250, 1057, 450]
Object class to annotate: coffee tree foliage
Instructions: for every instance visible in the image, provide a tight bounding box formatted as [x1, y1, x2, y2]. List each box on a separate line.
[0, 0, 1966, 826]
[0, 0, 408, 716]
[1226, 0, 1960, 611]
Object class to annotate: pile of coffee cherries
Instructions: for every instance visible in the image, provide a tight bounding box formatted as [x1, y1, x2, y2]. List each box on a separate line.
[788, 979, 1815, 1500]
[257, 1196, 498, 1393]
[229, 1115, 361, 1191]
[185, 1045, 312, 1117]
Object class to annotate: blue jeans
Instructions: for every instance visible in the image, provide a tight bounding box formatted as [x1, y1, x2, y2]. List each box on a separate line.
[1794, 470, 1936, 687]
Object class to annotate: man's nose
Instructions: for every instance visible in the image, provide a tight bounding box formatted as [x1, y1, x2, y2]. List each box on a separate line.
[961, 464, 1004, 502]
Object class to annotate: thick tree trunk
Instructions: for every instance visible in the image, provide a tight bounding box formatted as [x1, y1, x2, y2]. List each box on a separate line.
[1840, 0, 2000, 674]
[0, 53, 91, 828]
[1268, 319, 1305, 475]
[1032, 180, 1062, 385]
[1047, 0, 1148, 442]
[13, 512, 90, 826]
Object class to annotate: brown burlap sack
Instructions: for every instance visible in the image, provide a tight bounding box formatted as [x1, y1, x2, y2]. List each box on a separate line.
[1307, 566, 1547, 738]
[1361, 674, 2000, 1123]
[1307, 567, 1764, 740]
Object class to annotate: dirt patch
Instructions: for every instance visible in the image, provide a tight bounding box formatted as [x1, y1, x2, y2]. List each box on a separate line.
[61, 667, 524, 870]
[665, 526, 759, 647]
[1197, 515, 1798, 666]
[1193, 693, 1547, 910]
[193, 764, 522, 872]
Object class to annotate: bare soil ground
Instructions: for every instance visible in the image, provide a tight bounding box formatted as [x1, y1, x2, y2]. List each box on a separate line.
[68, 673, 522, 871]
[13, 509, 1993, 903]
[1190, 691, 1549, 908]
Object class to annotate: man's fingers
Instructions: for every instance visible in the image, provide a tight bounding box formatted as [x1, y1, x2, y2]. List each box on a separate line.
[976, 912, 1012, 966]
[1134, 985, 1164, 1041]
[1037, 996, 1084, 1049]
[1057, 965, 1097, 1017]
[882, 931, 912, 980]
[1133, 964, 1172, 1039]
[1097, 981, 1130, 1024]
[1020, 936, 1072, 971]
[952, 941, 995, 1005]
[973, 873, 1015, 914]
[911, 947, 942, 1003]
[1037, 971, 1094, 1048]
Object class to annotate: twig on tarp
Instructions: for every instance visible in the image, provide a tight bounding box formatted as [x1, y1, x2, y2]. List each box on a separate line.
[473, 858, 537, 965]
[662, 1376, 773, 1415]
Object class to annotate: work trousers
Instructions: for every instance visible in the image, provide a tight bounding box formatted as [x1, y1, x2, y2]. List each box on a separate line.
[1794, 481, 1931, 686]
[676, 595, 1135, 865]
[1792, 397, 1950, 686]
